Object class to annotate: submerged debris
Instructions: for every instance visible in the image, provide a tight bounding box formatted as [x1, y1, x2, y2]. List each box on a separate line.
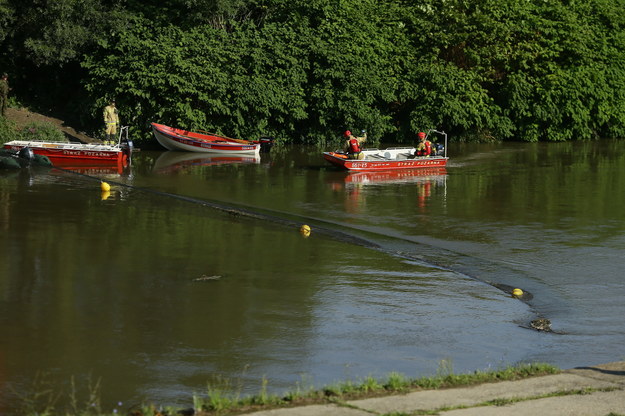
[193, 275, 222, 282]
[530, 318, 552, 332]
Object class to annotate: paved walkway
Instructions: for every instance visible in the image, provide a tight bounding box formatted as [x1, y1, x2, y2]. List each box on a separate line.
[244, 361, 625, 416]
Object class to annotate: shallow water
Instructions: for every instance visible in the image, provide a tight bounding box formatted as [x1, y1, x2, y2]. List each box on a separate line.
[1, 140, 624, 412]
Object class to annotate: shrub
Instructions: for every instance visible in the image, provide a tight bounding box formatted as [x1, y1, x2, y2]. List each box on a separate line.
[0, 117, 20, 144]
[20, 121, 67, 142]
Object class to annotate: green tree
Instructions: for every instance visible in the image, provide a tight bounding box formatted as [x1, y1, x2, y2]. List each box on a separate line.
[4, 0, 625, 144]
[415, 0, 625, 141]
[82, 18, 310, 142]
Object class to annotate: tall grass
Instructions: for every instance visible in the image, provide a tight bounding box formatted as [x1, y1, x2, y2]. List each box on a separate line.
[16, 362, 559, 416]
[189, 362, 558, 414]
[12, 372, 103, 416]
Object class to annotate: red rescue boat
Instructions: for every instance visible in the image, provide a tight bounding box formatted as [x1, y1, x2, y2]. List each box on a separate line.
[323, 129, 448, 172]
[2, 126, 133, 170]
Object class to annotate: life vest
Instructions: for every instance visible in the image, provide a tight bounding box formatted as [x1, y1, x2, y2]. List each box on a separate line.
[348, 138, 361, 153]
[417, 140, 432, 156]
[424, 141, 431, 155]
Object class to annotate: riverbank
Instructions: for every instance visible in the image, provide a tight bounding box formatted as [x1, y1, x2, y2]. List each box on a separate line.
[4, 107, 98, 143]
[231, 361, 625, 416]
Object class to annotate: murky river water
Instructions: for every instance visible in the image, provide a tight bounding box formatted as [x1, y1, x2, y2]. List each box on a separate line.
[1, 140, 624, 413]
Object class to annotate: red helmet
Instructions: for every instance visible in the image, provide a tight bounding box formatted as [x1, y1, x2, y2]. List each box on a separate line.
[418, 132, 426, 139]
[344, 130, 352, 137]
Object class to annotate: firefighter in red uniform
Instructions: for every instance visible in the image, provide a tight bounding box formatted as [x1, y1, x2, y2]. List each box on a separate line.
[415, 131, 432, 156]
[344, 129, 367, 159]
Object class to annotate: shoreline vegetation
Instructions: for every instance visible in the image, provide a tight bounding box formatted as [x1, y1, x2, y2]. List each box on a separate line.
[2, 1, 625, 146]
[0, 107, 99, 145]
[0, 109, 69, 146]
[15, 362, 559, 416]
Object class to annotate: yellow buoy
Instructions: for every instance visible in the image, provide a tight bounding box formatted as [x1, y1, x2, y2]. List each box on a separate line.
[300, 224, 311, 238]
[100, 181, 111, 192]
[512, 288, 524, 297]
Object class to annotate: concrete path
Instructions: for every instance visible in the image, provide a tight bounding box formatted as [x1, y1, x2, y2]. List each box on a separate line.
[243, 361, 625, 416]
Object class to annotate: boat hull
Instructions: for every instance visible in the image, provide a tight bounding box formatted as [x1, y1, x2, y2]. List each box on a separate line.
[3, 141, 130, 169]
[151, 123, 260, 155]
[323, 151, 448, 171]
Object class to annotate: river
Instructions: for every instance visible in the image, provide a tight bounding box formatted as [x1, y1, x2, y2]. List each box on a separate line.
[1, 140, 624, 413]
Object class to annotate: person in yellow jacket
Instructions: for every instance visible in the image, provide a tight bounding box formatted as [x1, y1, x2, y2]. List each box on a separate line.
[103, 99, 119, 144]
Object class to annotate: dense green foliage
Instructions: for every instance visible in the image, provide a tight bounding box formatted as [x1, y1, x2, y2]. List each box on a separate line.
[2, 0, 625, 144]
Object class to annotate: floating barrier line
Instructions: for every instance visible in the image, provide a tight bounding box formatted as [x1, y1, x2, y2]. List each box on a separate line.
[52, 166, 380, 249]
[53, 166, 544, 323]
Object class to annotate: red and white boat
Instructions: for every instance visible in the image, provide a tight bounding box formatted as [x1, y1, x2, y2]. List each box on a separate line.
[323, 129, 448, 172]
[151, 122, 261, 155]
[2, 126, 133, 170]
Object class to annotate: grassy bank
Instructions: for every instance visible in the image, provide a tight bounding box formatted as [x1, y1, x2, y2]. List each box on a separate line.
[17, 363, 559, 416]
[0, 114, 66, 145]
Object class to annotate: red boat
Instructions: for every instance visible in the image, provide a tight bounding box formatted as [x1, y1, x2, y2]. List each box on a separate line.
[2, 126, 133, 170]
[151, 122, 261, 155]
[3, 141, 131, 169]
[323, 129, 448, 172]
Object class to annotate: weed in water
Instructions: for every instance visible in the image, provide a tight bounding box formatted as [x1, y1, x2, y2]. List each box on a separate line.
[11, 371, 61, 415]
[436, 358, 454, 377]
[69, 375, 102, 414]
[13, 372, 104, 416]
[253, 376, 269, 405]
[283, 374, 315, 402]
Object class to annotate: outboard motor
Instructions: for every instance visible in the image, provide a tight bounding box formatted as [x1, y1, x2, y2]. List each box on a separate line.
[18, 147, 35, 165]
[259, 136, 274, 153]
[117, 126, 134, 167]
[434, 143, 445, 156]
[119, 139, 134, 167]
[120, 138, 134, 152]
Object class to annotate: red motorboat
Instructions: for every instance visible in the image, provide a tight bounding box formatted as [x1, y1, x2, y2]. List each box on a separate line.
[151, 122, 261, 155]
[323, 129, 448, 172]
[3, 126, 133, 170]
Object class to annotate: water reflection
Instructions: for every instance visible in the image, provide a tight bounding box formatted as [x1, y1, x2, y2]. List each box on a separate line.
[55, 165, 128, 175]
[153, 151, 261, 174]
[328, 167, 447, 214]
[343, 167, 447, 186]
